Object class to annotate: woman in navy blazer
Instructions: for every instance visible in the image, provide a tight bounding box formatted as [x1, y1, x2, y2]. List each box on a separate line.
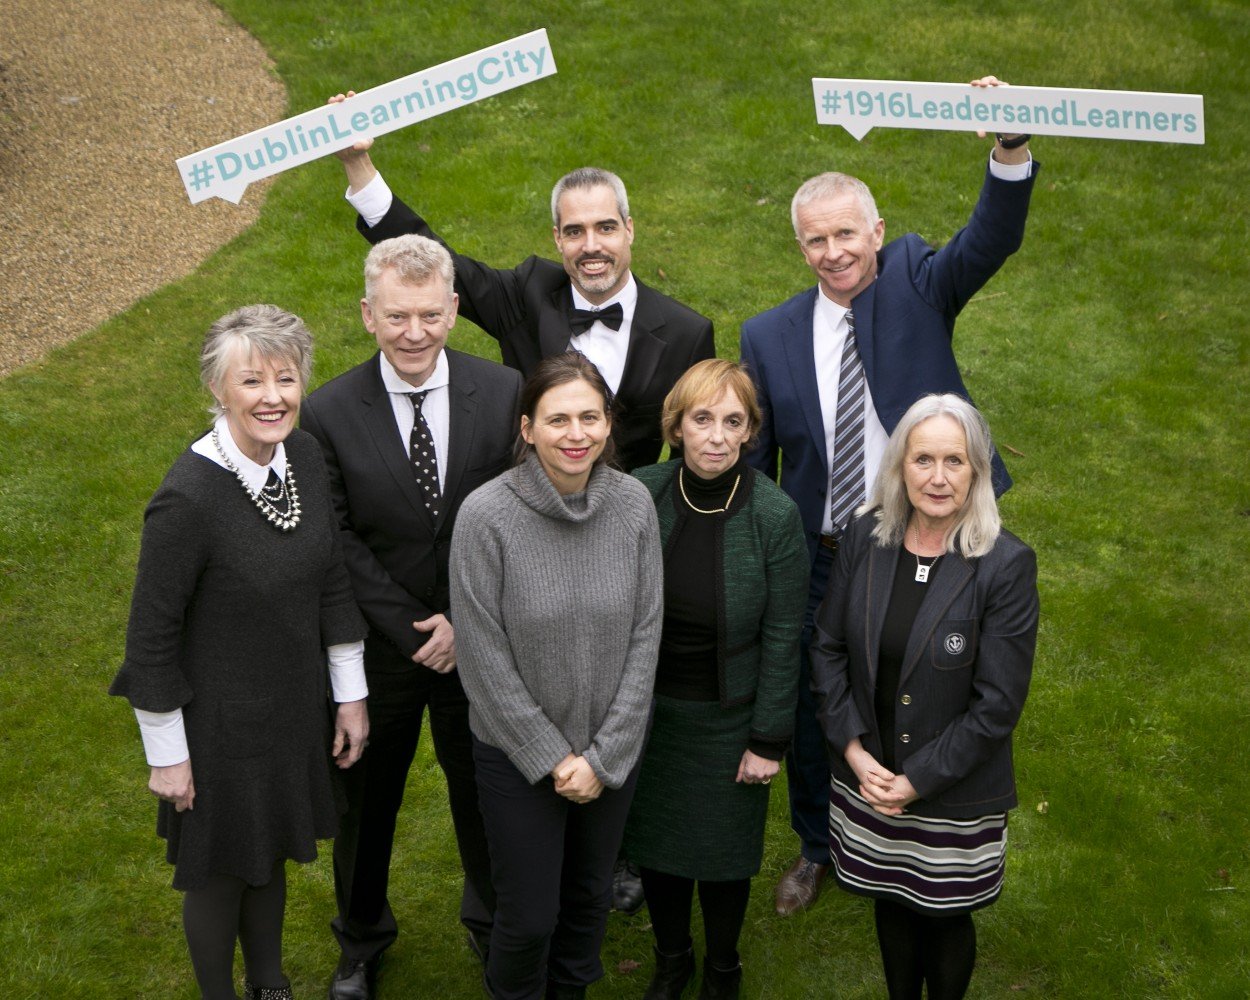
[811, 393, 1038, 1000]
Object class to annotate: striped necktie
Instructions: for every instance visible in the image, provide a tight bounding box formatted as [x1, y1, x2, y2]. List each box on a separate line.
[827, 308, 866, 537]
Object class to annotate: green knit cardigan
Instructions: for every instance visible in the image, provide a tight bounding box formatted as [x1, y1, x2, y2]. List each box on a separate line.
[631, 460, 809, 744]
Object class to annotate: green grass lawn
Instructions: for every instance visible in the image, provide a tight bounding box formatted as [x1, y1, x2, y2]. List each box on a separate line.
[2, 0, 1248, 996]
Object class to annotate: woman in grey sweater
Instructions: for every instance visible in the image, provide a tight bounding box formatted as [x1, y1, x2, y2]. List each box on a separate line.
[450, 353, 663, 1000]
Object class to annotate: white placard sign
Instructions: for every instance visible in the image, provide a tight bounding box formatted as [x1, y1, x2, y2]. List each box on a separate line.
[177, 29, 557, 204]
[813, 79, 1204, 145]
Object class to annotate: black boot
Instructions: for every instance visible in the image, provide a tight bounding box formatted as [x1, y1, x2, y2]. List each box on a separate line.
[698, 962, 741, 1000]
[643, 946, 695, 999]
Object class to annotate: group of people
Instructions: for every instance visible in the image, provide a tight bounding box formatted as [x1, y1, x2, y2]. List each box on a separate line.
[112, 76, 1041, 1000]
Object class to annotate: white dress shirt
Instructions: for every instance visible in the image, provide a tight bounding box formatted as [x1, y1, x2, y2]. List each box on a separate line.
[135, 416, 367, 766]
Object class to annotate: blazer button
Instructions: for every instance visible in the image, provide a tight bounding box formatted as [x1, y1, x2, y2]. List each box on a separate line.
[900, 694, 912, 705]
[900, 733, 911, 744]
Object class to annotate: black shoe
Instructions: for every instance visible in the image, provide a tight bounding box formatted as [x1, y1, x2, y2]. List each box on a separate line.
[612, 859, 645, 915]
[698, 962, 741, 1000]
[643, 946, 694, 999]
[245, 979, 293, 1000]
[328, 954, 379, 1000]
[545, 982, 587, 1000]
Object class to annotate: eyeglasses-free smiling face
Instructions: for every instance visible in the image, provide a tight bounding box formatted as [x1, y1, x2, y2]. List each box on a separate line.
[521, 377, 612, 495]
[795, 192, 885, 308]
[903, 414, 973, 533]
[676, 386, 751, 480]
[211, 346, 302, 466]
[362, 269, 458, 388]
[553, 184, 635, 305]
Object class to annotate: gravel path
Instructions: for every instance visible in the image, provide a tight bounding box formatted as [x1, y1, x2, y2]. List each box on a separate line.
[0, 0, 286, 377]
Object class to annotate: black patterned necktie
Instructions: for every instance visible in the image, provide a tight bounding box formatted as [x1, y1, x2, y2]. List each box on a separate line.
[408, 391, 441, 518]
[828, 308, 866, 537]
[568, 302, 624, 334]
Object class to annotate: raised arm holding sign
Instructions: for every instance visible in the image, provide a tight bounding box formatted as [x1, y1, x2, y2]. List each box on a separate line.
[740, 79, 1037, 945]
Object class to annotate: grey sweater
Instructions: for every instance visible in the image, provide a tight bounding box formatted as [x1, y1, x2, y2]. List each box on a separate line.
[450, 454, 663, 788]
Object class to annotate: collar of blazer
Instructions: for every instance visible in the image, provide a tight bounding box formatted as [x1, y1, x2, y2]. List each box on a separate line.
[864, 538, 974, 691]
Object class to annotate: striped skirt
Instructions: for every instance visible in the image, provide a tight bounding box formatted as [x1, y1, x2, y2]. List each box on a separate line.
[828, 778, 1008, 915]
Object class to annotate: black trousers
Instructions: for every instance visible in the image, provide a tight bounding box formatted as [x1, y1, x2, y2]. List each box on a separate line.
[331, 664, 494, 961]
[473, 737, 640, 1000]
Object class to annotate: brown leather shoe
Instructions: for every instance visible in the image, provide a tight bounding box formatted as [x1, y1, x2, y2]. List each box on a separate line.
[774, 857, 828, 916]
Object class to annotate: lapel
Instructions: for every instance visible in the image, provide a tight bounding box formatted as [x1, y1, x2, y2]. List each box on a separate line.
[360, 356, 433, 529]
[615, 279, 666, 404]
[779, 289, 828, 476]
[439, 351, 480, 532]
[863, 539, 898, 692]
[898, 552, 975, 688]
[538, 285, 574, 360]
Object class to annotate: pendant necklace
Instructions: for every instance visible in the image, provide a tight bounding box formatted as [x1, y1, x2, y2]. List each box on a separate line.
[912, 524, 939, 583]
[212, 430, 302, 532]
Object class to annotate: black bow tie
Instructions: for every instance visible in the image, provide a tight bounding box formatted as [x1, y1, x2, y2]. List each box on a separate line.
[568, 302, 624, 335]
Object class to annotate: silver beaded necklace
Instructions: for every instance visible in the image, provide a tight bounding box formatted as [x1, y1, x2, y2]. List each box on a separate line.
[211, 429, 302, 532]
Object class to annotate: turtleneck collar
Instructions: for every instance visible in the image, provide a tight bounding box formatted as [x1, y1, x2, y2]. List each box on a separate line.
[507, 452, 615, 523]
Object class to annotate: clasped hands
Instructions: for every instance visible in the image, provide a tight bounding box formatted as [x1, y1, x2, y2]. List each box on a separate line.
[845, 739, 918, 816]
[551, 753, 604, 804]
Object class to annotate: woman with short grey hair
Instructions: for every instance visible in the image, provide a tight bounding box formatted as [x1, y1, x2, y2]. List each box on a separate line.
[112, 305, 369, 1000]
[811, 393, 1039, 1000]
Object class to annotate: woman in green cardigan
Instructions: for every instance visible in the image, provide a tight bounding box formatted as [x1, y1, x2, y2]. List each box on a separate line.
[626, 359, 808, 1000]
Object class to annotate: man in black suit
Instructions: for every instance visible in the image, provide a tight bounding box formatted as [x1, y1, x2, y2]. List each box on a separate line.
[302, 234, 523, 999]
[331, 123, 715, 473]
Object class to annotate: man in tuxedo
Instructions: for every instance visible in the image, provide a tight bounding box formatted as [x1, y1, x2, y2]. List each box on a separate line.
[741, 78, 1038, 918]
[330, 125, 715, 473]
[302, 234, 522, 998]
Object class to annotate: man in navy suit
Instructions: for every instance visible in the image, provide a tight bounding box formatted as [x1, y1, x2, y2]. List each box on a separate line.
[329, 112, 715, 474]
[303, 235, 522, 998]
[740, 77, 1038, 916]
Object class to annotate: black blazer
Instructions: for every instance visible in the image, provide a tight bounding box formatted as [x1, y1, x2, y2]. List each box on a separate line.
[359, 197, 715, 471]
[810, 512, 1039, 818]
[301, 348, 522, 671]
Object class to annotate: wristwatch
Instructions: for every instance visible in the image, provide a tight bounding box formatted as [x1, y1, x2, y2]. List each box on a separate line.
[995, 133, 1031, 150]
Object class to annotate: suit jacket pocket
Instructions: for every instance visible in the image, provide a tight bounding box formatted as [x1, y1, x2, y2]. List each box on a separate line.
[218, 697, 276, 759]
[930, 619, 978, 670]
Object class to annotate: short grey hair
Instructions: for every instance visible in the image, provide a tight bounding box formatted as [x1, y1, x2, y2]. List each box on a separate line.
[790, 171, 879, 239]
[862, 394, 1001, 559]
[550, 167, 630, 227]
[200, 305, 313, 417]
[364, 234, 456, 303]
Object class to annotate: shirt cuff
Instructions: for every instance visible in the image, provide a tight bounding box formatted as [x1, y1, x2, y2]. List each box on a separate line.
[328, 640, 368, 703]
[134, 708, 189, 766]
[346, 172, 394, 228]
[988, 149, 1033, 181]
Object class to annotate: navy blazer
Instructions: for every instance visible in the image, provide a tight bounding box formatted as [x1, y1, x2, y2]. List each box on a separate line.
[301, 349, 521, 671]
[810, 513, 1038, 819]
[740, 163, 1038, 563]
[359, 197, 715, 471]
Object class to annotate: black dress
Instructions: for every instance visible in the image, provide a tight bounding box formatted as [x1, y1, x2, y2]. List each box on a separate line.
[111, 429, 366, 890]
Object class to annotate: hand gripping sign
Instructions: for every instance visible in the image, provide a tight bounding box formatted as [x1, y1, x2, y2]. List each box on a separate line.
[177, 29, 557, 204]
[813, 79, 1204, 145]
